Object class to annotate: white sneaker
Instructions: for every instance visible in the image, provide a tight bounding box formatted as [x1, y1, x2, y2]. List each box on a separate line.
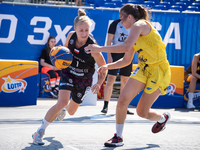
[32, 129, 45, 145]
[57, 109, 66, 121]
[187, 101, 195, 109]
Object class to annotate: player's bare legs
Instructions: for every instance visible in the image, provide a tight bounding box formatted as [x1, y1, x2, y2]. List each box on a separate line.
[105, 78, 170, 147]
[32, 90, 70, 145]
[116, 78, 145, 124]
[186, 75, 196, 108]
[120, 75, 134, 115]
[136, 89, 161, 121]
[45, 90, 71, 122]
[66, 99, 80, 115]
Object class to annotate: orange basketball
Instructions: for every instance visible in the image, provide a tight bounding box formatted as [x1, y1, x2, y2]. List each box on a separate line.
[50, 46, 73, 69]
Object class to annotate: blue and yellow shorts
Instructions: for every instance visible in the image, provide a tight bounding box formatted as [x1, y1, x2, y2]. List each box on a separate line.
[130, 61, 171, 95]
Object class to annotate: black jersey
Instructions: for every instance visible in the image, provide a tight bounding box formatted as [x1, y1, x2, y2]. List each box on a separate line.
[65, 32, 97, 79]
[40, 48, 53, 68]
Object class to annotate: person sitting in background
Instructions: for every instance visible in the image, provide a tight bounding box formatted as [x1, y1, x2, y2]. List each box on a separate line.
[184, 53, 200, 109]
[101, 19, 134, 115]
[40, 36, 61, 98]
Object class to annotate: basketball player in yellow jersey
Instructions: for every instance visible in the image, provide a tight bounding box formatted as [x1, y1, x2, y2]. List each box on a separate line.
[85, 3, 171, 147]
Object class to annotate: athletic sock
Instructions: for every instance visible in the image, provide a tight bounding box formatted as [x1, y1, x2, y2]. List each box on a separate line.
[103, 101, 109, 109]
[188, 92, 194, 102]
[39, 119, 50, 130]
[158, 114, 166, 123]
[116, 123, 124, 138]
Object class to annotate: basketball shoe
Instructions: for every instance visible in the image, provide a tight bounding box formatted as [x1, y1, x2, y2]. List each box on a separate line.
[104, 133, 124, 147]
[101, 107, 108, 114]
[187, 101, 195, 109]
[57, 109, 66, 121]
[152, 112, 171, 133]
[32, 128, 45, 145]
[50, 89, 58, 98]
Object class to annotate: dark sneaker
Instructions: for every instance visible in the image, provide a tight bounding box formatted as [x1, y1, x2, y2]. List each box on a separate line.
[50, 89, 58, 98]
[127, 110, 134, 115]
[104, 133, 124, 147]
[101, 108, 108, 114]
[152, 112, 171, 133]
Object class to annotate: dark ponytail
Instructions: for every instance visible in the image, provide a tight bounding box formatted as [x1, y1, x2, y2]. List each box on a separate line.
[120, 4, 151, 22]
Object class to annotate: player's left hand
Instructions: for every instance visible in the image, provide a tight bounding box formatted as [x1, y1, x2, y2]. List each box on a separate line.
[91, 83, 100, 94]
[97, 65, 108, 75]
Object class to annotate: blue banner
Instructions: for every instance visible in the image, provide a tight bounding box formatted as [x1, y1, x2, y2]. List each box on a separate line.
[0, 3, 200, 68]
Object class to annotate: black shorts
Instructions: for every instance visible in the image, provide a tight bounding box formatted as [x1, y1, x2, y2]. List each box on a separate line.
[59, 70, 92, 104]
[108, 53, 132, 77]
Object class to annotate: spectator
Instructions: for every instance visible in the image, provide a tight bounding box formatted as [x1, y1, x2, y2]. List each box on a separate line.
[184, 53, 200, 109]
[40, 36, 61, 98]
[101, 19, 134, 115]
[76, 0, 82, 6]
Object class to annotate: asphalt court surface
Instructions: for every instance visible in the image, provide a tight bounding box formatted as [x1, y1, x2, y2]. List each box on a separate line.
[0, 98, 200, 150]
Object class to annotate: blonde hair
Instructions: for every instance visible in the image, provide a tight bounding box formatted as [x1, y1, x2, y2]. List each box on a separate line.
[74, 9, 92, 27]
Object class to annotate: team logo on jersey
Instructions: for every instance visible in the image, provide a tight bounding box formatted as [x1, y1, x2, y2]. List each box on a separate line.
[139, 55, 147, 63]
[69, 79, 73, 84]
[137, 49, 143, 53]
[118, 33, 128, 42]
[74, 49, 79, 54]
[165, 83, 176, 95]
[1, 75, 27, 93]
[77, 92, 82, 98]
[70, 39, 74, 45]
[132, 67, 140, 76]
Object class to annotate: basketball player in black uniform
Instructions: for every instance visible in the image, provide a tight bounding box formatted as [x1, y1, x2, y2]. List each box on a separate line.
[32, 9, 107, 145]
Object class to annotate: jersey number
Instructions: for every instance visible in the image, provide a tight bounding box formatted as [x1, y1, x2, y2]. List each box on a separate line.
[76, 61, 79, 67]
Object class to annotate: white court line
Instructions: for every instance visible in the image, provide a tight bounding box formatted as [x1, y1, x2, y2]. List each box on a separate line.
[65, 145, 80, 150]
[172, 116, 200, 121]
[0, 123, 153, 130]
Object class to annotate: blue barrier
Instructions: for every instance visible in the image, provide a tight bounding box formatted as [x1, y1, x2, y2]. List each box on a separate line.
[40, 73, 53, 98]
[0, 59, 38, 106]
[0, 3, 200, 69]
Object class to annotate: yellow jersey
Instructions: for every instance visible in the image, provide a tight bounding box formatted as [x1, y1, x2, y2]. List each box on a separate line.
[131, 19, 171, 95]
[133, 19, 167, 65]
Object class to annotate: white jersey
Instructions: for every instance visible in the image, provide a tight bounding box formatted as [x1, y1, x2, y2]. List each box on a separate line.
[108, 19, 130, 46]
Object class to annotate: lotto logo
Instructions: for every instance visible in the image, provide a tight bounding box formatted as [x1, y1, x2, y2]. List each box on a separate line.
[166, 83, 176, 95]
[1, 75, 27, 93]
